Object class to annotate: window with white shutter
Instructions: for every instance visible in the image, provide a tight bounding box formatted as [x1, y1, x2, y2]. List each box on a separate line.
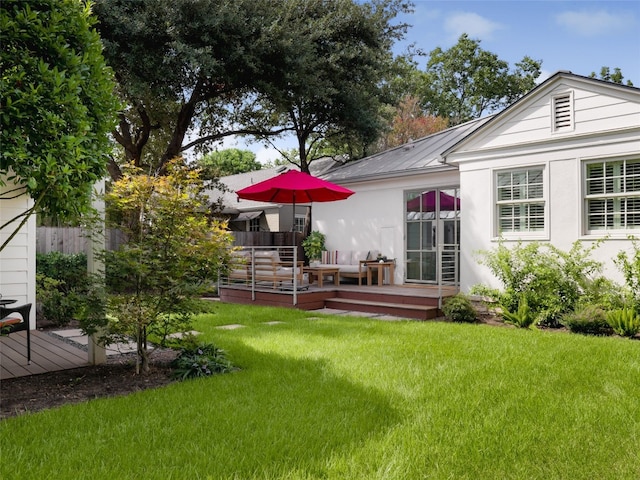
[584, 158, 640, 233]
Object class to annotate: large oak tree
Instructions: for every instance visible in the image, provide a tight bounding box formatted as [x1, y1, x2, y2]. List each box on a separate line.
[94, 0, 410, 176]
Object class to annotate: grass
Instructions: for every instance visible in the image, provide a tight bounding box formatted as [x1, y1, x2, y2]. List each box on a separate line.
[2, 302, 640, 479]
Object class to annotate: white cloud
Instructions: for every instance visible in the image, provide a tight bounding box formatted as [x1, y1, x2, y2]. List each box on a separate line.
[555, 10, 635, 36]
[444, 12, 504, 41]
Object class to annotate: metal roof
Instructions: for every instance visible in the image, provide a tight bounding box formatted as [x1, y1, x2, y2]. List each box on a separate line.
[320, 116, 492, 184]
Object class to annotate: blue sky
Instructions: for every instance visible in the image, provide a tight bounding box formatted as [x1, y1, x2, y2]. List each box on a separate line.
[397, 0, 640, 83]
[238, 0, 640, 164]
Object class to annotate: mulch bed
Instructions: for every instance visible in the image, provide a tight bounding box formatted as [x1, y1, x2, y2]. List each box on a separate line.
[1, 348, 179, 419]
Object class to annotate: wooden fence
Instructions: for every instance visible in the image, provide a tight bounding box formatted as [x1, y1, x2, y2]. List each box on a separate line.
[37, 227, 305, 258]
[36, 227, 125, 254]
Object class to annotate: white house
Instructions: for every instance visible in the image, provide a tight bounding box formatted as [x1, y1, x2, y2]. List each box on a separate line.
[0, 179, 36, 328]
[314, 72, 640, 292]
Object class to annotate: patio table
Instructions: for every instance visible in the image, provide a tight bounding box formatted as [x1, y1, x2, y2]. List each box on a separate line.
[362, 261, 395, 286]
[304, 266, 340, 287]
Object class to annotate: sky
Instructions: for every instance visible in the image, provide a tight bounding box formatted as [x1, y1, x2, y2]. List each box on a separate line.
[230, 0, 640, 164]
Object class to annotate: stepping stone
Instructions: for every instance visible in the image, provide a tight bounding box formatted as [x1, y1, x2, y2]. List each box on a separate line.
[167, 330, 201, 339]
[52, 329, 84, 338]
[216, 324, 244, 330]
[263, 321, 285, 325]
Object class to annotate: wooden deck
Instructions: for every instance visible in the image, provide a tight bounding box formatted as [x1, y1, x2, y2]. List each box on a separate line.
[219, 283, 459, 320]
[0, 330, 88, 380]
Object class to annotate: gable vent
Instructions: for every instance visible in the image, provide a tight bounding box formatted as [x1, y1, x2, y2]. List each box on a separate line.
[553, 93, 573, 131]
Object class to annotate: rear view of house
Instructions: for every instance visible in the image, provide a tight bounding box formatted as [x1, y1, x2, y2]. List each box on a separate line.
[314, 72, 640, 292]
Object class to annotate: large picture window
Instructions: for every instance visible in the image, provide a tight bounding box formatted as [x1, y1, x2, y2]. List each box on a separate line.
[585, 158, 640, 232]
[496, 168, 545, 234]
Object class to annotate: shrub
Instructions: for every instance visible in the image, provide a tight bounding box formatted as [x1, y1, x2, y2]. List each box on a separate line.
[606, 308, 640, 337]
[561, 305, 612, 336]
[614, 237, 640, 312]
[171, 342, 234, 380]
[36, 274, 78, 327]
[502, 297, 536, 329]
[474, 240, 605, 328]
[36, 252, 88, 293]
[442, 294, 477, 323]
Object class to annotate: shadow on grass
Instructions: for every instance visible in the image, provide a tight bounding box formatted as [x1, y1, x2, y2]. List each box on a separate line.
[0, 339, 401, 480]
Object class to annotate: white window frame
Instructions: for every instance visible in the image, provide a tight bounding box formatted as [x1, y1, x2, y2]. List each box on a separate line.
[493, 165, 548, 240]
[294, 214, 306, 233]
[582, 156, 640, 236]
[249, 217, 260, 232]
[551, 90, 574, 134]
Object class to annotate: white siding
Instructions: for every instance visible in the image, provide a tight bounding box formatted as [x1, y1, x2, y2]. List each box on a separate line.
[0, 183, 36, 329]
[456, 78, 640, 152]
[450, 75, 640, 292]
[314, 170, 459, 284]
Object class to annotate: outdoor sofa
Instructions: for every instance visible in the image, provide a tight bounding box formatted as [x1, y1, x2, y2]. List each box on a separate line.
[316, 250, 380, 285]
[229, 250, 304, 288]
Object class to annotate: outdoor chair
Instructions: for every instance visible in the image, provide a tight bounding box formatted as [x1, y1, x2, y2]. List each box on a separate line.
[0, 303, 32, 364]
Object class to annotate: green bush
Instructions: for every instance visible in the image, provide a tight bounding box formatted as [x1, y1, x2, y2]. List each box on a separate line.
[36, 252, 101, 327]
[606, 308, 640, 337]
[561, 305, 612, 336]
[36, 274, 78, 326]
[502, 297, 536, 329]
[473, 240, 605, 328]
[442, 294, 477, 323]
[36, 252, 88, 293]
[614, 237, 640, 312]
[171, 342, 234, 380]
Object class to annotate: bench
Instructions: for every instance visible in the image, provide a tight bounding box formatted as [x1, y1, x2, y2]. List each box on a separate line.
[0, 303, 33, 364]
[229, 250, 304, 288]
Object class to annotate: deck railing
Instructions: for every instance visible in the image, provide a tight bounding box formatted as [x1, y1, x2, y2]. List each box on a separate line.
[219, 245, 304, 305]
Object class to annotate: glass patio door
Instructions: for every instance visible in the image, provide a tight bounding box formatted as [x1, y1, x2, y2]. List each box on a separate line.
[405, 188, 460, 285]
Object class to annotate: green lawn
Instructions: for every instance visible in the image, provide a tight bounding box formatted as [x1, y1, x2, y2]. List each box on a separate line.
[2, 303, 639, 479]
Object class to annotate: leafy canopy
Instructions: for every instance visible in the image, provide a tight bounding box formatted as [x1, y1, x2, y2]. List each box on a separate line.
[196, 149, 261, 179]
[0, 0, 119, 248]
[94, 0, 410, 176]
[420, 34, 541, 125]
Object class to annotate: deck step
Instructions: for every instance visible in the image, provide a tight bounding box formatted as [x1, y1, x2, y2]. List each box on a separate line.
[325, 297, 439, 321]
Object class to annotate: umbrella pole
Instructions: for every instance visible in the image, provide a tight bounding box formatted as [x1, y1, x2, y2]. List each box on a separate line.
[291, 193, 296, 233]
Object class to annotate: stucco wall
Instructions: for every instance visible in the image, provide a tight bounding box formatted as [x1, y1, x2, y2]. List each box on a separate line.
[0, 185, 36, 329]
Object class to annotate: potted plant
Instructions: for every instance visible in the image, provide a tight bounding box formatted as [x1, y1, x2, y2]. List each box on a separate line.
[302, 230, 326, 266]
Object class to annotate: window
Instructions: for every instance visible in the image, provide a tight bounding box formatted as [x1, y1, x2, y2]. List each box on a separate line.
[585, 158, 640, 232]
[249, 217, 260, 232]
[552, 92, 573, 132]
[294, 215, 306, 233]
[496, 168, 545, 234]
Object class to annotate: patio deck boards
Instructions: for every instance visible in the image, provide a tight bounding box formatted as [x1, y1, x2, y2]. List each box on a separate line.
[219, 283, 459, 320]
[1, 330, 88, 380]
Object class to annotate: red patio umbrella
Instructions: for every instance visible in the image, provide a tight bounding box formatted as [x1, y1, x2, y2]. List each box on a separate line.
[236, 169, 354, 230]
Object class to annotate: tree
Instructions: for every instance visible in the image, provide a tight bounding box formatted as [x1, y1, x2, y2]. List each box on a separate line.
[0, 0, 119, 250]
[377, 95, 449, 150]
[94, 0, 410, 177]
[93, 0, 290, 179]
[93, 159, 234, 374]
[251, 0, 411, 172]
[589, 67, 634, 86]
[420, 34, 541, 125]
[196, 149, 261, 179]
